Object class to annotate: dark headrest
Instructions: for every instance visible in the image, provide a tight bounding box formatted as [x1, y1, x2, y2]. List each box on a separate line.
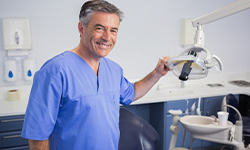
[119, 108, 159, 150]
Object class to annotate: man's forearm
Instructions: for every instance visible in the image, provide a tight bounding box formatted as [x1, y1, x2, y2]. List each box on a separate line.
[134, 70, 162, 100]
[29, 139, 49, 150]
[133, 56, 170, 101]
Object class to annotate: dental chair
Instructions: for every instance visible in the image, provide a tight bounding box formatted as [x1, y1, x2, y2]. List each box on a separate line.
[239, 94, 250, 145]
[118, 107, 160, 150]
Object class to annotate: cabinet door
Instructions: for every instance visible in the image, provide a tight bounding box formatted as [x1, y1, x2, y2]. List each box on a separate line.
[203, 96, 224, 117]
[187, 98, 204, 115]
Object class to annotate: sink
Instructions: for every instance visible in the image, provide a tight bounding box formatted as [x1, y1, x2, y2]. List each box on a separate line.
[155, 88, 193, 97]
[180, 115, 233, 134]
[138, 84, 194, 102]
[142, 87, 194, 101]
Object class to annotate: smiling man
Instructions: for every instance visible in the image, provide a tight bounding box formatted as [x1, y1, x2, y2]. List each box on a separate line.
[21, 0, 170, 150]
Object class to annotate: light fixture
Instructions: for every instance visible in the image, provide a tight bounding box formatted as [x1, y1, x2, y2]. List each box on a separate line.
[169, 0, 250, 81]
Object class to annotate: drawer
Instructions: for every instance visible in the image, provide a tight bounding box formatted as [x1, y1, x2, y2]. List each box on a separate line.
[0, 131, 28, 149]
[0, 115, 25, 133]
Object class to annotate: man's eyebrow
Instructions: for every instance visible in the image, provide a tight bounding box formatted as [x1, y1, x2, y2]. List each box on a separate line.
[95, 24, 105, 28]
[112, 27, 119, 31]
[95, 24, 119, 31]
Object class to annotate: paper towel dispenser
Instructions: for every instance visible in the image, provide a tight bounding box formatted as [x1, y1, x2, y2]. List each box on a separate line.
[2, 17, 32, 50]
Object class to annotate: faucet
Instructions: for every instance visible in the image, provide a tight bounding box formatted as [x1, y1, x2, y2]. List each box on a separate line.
[180, 81, 185, 88]
[156, 84, 163, 90]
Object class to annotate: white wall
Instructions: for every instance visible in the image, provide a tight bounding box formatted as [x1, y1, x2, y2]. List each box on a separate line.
[0, 0, 250, 80]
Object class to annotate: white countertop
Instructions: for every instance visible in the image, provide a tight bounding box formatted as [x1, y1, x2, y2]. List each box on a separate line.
[0, 71, 250, 117]
[0, 85, 31, 117]
[132, 71, 250, 105]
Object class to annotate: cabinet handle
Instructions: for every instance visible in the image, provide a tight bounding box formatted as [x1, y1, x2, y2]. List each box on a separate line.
[0, 118, 24, 123]
[3, 134, 21, 139]
[206, 111, 210, 115]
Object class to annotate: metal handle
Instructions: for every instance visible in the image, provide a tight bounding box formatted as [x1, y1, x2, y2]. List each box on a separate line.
[15, 31, 20, 44]
[0, 118, 24, 123]
[3, 134, 21, 139]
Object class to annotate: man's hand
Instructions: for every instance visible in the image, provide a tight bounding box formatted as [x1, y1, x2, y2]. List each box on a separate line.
[133, 56, 170, 101]
[155, 56, 170, 77]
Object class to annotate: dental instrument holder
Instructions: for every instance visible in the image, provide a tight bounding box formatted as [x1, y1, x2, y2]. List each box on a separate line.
[222, 104, 243, 143]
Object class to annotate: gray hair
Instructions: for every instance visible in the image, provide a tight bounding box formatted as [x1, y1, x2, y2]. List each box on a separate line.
[79, 0, 124, 27]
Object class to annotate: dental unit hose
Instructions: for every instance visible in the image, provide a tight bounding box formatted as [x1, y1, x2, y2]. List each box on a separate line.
[196, 97, 201, 116]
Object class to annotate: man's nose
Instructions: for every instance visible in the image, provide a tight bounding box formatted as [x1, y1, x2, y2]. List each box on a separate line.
[102, 30, 111, 41]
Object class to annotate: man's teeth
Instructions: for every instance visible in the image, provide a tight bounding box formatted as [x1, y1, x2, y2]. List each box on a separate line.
[97, 42, 109, 47]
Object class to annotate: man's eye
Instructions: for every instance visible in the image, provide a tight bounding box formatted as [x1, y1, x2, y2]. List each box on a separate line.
[111, 29, 118, 34]
[95, 27, 104, 32]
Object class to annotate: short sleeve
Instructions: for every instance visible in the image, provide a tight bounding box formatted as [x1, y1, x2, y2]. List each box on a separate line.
[21, 70, 62, 140]
[119, 74, 135, 106]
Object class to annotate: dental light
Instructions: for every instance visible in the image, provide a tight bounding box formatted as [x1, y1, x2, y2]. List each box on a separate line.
[169, 0, 250, 81]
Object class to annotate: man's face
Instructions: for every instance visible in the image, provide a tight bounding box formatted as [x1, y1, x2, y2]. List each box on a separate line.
[80, 11, 120, 59]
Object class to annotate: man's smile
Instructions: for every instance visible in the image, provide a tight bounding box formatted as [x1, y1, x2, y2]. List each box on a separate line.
[96, 42, 112, 49]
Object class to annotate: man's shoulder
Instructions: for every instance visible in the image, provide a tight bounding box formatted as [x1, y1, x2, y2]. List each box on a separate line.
[39, 51, 73, 73]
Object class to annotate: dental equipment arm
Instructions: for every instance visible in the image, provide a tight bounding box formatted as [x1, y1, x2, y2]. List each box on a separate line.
[170, 0, 250, 81]
[192, 0, 250, 27]
[191, 0, 250, 68]
[192, 0, 250, 47]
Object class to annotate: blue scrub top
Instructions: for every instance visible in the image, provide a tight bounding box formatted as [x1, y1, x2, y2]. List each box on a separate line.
[21, 51, 135, 150]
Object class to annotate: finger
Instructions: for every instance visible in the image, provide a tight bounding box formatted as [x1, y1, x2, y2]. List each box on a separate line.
[163, 56, 170, 62]
[159, 56, 169, 67]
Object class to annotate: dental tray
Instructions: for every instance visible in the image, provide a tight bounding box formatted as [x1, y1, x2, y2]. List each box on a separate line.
[229, 80, 250, 87]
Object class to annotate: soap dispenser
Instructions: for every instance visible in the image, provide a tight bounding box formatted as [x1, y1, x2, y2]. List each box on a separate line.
[4, 59, 17, 82]
[23, 58, 35, 81]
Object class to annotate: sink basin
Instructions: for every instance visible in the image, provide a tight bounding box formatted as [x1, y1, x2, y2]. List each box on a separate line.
[138, 85, 194, 102]
[155, 88, 193, 97]
[142, 87, 194, 101]
[180, 115, 233, 134]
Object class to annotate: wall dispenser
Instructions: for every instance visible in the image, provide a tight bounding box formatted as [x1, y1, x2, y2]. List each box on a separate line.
[23, 58, 35, 81]
[1, 17, 35, 86]
[2, 17, 32, 51]
[4, 59, 17, 82]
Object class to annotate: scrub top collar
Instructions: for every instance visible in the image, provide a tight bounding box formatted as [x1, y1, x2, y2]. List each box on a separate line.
[68, 51, 103, 94]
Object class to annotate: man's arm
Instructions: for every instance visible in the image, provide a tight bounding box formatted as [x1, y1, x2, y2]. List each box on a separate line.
[29, 139, 49, 150]
[133, 56, 170, 101]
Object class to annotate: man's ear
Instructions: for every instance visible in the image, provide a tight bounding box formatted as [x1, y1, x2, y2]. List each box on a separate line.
[78, 21, 84, 35]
